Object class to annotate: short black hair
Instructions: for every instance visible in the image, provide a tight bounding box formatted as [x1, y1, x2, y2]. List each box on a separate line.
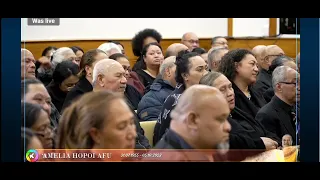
[21, 102, 43, 128]
[269, 55, 293, 73]
[70, 46, 84, 54]
[140, 42, 163, 70]
[132, 28, 162, 57]
[192, 47, 207, 55]
[21, 79, 43, 100]
[41, 46, 57, 56]
[175, 51, 199, 85]
[109, 53, 128, 61]
[52, 61, 80, 85]
[218, 48, 254, 81]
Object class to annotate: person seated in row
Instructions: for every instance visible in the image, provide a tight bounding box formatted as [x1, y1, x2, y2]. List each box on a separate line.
[218, 48, 266, 120]
[137, 56, 176, 121]
[256, 66, 300, 145]
[153, 51, 208, 145]
[150, 85, 231, 162]
[91, 59, 151, 149]
[46, 61, 79, 113]
[62, 49, 108, 111]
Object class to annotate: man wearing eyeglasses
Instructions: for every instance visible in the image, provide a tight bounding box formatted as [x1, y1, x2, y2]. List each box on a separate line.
[211, 36, 228, 49]
[256, 66, 300, 146]
[253, 45, 285, 95]
[181, 32, 199, 51]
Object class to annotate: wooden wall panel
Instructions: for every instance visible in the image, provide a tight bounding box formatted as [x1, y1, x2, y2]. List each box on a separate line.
[21, 38, 300, 67]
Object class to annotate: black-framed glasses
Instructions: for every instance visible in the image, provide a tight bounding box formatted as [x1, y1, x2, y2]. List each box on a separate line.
[279, 82, 297, 86]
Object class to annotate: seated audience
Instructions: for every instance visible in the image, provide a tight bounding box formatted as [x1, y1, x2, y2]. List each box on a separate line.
[132, 28, 162, 72]
[263, 55, 296, 103]
[21, 48, 36, 80]
[56, 91, 137, 149]
[207, 47, 228, 72]
[256, 66, 300, 146]
[165, 43, 188, 58]
[108, 53, 142, 110]
[138, 56, 176, 121]
[98, 42, 122, 57]
[22, 102, 54, 149]
[21, 79, 60, 128]
[218, 48, 266, 119]
[108, 41, 125, 55]
[181, 32, 199, 51]
[92, 59, 151, 149]
[153, 51, 208, 145]
[62, 49, 107, 111]
[199, 72, 279, 152]
[153, 85, 231, 162]
[36, 46, 57, 85]
[135, 42, 164, 88]
[211, 36, 228, 49]
[253, 45, 284, 95]
[252, 45, 266, 69]
[70, 46, 84, 65]
[192, 47, 208, 64]
[109, 53, 145, 95]
[46, 61, 80, 113]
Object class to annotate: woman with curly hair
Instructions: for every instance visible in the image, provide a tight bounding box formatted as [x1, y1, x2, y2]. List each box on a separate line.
[218, 48, 266, 120]
[131, 28, 162, 72]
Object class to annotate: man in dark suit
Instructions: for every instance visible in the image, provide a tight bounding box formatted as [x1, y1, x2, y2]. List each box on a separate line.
[253, 45, 284, 95]
[151, 85, 231, 162]
[256, 66, 300, 146]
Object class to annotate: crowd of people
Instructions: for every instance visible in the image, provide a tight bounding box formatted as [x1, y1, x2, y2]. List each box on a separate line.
[21, 28, 300, 161]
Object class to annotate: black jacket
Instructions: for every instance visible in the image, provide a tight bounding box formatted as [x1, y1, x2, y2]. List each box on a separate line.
[46, 81, 67, 113]
[153, 84, 185, 146]
[62, 76, 93, 112]
[263, 87, 274, 103]
[135, 69, 156, 89]
[231, 107, 280, 144]
[124, 84, 142, 111]
[233, 82, 266, 119]
[256, 96, 296, 145]
[253, 68, 272, 96]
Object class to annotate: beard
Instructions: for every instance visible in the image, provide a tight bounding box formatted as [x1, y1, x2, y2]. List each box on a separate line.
[216, 141, 230, 155]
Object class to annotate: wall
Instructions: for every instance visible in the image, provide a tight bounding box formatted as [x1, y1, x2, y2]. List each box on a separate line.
[21, 18, 277, 41]
[233, 18, 270, 37]
[21, 18, 300, 66]
[22, 38, 300, 67]
[21, 18, 228, 41]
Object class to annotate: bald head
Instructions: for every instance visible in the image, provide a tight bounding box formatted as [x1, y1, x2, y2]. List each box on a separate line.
[181, 32, 199, 51]
[171, 85, 229, 122]
[252, 45, 267, 68]
[170, 84, 231, 150]
[260, 45, 285, 70]
[282, 134, 293, 147]
[92, 59, 127, 92]
[21, 48, 36, 79]
[252, 45, 267, 57]
[165, 43, 188, 58]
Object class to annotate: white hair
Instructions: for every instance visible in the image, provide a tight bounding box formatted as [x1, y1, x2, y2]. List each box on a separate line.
[272, 66, 289, 89]
[159, 56, 176, 77]
[98, 43, 122, 56]
[92, 59, 118, 86]
[52, 47, 75, 68]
